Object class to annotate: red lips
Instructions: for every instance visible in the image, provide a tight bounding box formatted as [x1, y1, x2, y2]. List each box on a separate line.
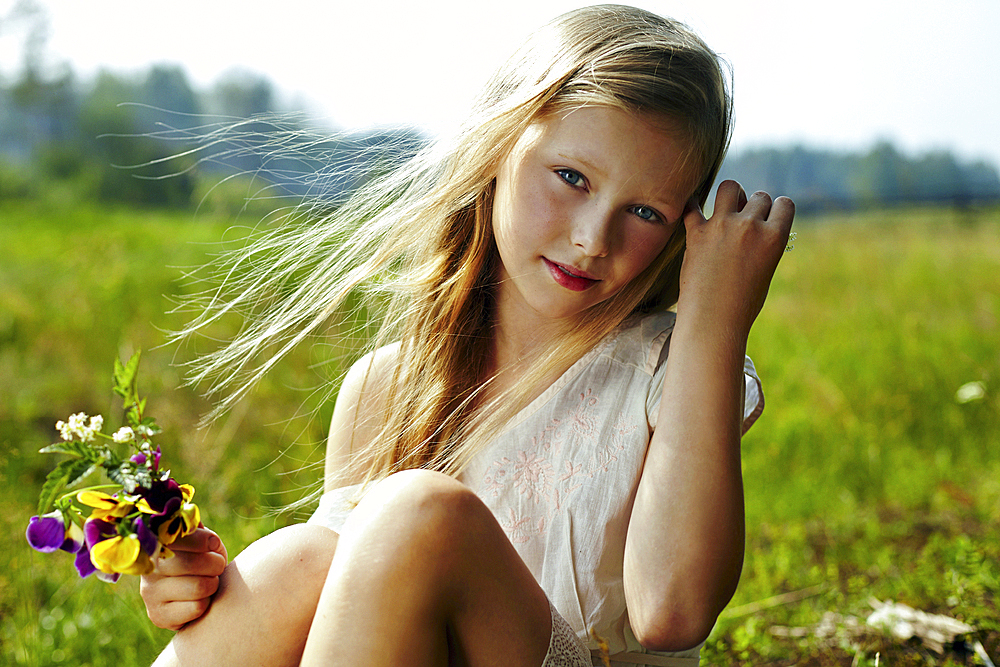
[543, 258, 599, 292]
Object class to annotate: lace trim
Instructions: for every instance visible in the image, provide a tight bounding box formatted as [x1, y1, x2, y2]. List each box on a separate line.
[541, 602, 592, 667]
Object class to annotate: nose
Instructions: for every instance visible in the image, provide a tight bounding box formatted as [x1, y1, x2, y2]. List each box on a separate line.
[570, 204, 614, 258]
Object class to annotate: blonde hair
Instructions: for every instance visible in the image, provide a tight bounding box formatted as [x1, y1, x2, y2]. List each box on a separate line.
[180, 4, 733, 485]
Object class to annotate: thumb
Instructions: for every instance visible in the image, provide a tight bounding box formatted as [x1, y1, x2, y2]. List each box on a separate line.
[681, 198, 707, 233]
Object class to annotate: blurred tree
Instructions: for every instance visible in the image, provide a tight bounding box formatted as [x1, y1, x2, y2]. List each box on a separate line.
[141, 64, 201, 117]
[77, 70, 196, 207]
[210, 69, 275, 118]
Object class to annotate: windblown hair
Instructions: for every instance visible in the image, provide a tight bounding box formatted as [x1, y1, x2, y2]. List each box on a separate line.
[179, 4, 733, 486]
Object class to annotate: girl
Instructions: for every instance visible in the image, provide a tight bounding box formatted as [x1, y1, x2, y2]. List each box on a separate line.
[140, 5, 794, 666]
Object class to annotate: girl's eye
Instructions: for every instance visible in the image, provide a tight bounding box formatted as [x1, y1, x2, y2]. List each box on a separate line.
[556, 169, 584, 187]
[631, 205, 662, 223]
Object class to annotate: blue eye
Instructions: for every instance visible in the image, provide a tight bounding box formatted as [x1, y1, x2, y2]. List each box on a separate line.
[556, 169, 584, 187]
[631, 205, 662, 223]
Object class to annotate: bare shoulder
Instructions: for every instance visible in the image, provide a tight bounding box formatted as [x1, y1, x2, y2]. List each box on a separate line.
[324, 343, 400, 491]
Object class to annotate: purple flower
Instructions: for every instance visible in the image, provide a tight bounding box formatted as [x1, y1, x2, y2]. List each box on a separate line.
[130, 453, 147, 465]
[26, 511, 83, 554]
[135, 517, 158, 557]
[138, 479, 199, 545]
[26, 512, 67, 553]
[84, 517, 118, 550]
[74, 543, 97, 578]
[82, 518, 125, 582]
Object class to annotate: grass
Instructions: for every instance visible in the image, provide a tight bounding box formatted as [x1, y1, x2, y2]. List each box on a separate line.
[1, 199, 998, 665]
[705, 206, 1000, 665]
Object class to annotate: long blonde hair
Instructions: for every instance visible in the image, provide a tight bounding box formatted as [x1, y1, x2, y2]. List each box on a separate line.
[179, 4, 733, 484]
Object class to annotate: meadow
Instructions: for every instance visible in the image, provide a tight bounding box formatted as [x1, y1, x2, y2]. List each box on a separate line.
[1, 196, 997, 665]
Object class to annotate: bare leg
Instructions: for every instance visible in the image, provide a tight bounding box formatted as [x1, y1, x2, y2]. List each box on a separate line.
[153, 523, 338, 667]
[300, 470, 554, 667]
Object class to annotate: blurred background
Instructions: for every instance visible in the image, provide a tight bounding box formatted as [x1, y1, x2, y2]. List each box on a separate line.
[1, 0, 998, 665]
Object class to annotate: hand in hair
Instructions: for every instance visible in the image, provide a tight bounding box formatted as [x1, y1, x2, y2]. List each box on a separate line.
[677, 180, 795, 338]
[140, 527, 229, 631]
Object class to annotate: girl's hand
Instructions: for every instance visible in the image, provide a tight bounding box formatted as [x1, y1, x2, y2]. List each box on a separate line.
[140, 527, 229, 631]
[679, 180, 795, 338]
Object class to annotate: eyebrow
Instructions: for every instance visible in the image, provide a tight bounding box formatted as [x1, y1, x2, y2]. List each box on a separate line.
[556, 152, 607, 179]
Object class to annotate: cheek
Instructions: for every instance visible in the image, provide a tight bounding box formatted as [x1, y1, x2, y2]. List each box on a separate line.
[620, 223, 677, 276]
[493, 173, 559, 246]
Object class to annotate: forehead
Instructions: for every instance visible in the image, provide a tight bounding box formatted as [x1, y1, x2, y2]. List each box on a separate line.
[514, 106, 700, 202]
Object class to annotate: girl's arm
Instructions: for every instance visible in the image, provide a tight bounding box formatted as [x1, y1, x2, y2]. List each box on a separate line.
[323, 345, 399, 491]
[623, 180, 794, 651]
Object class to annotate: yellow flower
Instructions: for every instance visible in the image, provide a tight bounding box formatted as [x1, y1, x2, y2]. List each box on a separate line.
[137, 481, 199, 546]
[77, 490, 135, 522]
[89, 535, 155, 576]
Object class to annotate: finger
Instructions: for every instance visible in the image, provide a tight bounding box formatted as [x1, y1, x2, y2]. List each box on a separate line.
[150, 597, 213, 631]
[769, 196, 796, 231]
[169, 527, 226, 558]
[155, 548, 228, 577]
[143, 571, 222, 602]
[742, 190, 773, 219]
[681, 197, 707, 231]
[713, 180, 746, 214]
[737, 185, 748, 212]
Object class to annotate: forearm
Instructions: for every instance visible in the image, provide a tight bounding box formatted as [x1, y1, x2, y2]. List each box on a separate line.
[624, 312, 747, 650]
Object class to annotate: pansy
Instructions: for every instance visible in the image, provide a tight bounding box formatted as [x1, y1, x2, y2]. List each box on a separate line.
[138, 480, 199, 545]
[77, 490, 135, 522]
[87, 517, 160, 577]
[25, 511, 82, 553]
[90, 534, 155, 576]
[83, 517, 127, 581]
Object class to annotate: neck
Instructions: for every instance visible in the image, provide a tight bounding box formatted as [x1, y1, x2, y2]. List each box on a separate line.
[491, 289, 570, 372]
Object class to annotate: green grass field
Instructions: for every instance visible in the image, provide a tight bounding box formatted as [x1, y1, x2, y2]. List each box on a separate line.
[1, 198, 997, 665]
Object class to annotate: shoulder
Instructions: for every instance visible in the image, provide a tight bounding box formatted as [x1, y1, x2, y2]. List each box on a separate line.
[601, 310, 677, 377]
[324, 343, 400, 490]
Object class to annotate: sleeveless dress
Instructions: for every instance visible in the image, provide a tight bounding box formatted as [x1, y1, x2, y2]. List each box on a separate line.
[308, 310, 764, 666]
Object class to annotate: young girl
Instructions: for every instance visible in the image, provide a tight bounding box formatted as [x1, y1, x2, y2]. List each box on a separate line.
[140, 5, 794, 666]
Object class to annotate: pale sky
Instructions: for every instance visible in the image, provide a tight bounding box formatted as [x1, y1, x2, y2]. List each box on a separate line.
[2, 0, 999, 168]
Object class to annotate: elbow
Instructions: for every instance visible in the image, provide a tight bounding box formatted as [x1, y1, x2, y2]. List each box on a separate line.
[631, 608, 717, 653]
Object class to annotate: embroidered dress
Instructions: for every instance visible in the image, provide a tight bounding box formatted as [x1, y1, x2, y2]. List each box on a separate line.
[309, 310, 763, 666]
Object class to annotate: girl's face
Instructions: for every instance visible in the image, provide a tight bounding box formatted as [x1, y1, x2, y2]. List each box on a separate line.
[492, 106, 697, 329]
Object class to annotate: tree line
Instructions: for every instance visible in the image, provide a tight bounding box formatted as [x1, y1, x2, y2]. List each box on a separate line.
[719, 142, 1000, 213]
[1, 60, 998, 213]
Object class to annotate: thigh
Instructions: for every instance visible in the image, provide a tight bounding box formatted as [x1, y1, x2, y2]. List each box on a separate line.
[157, 523, 338, 667]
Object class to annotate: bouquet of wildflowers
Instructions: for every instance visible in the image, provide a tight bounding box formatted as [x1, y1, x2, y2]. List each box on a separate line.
[25, 352, 199, 583]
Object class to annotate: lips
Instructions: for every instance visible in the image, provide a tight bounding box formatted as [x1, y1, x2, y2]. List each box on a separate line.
[543, 258, 599, 292]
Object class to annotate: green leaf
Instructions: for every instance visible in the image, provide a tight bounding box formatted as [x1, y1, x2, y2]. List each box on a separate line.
[39, 440, 88, 457]
[113, 350, 141, 405]
[37, 461, 72, 515]
[64, 459, 99, 489]
[138, 417, 161, 437]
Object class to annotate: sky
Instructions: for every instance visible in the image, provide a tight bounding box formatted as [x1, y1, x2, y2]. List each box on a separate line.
[2, 0, 999, 169]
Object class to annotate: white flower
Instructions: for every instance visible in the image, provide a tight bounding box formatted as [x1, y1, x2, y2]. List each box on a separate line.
[58, 412, 105, 442]
[67, 412, 88, 434]
[55, 420, 73, 442]
[112, 427, 135, 443]
[956, 381, 986, 404]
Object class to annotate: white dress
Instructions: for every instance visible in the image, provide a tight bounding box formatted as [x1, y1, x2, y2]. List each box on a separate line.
[309, 310, 764, 666]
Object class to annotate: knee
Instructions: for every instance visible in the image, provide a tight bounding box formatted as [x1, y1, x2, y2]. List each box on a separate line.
[346, 470, 489, 548]
[233, 523, 339, 593]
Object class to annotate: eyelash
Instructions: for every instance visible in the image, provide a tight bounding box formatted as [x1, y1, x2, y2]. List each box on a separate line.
[556, 169, 584, 188]
[555, 169, 664, 224]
